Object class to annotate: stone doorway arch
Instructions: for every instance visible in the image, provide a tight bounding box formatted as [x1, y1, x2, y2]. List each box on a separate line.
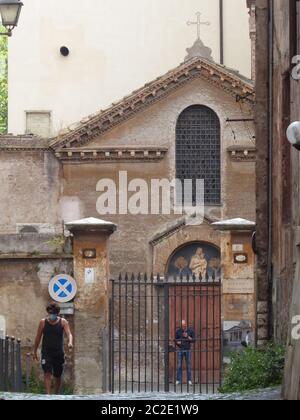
[151, 220, 220, 275]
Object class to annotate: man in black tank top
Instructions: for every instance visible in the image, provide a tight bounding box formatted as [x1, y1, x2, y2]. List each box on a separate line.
[34, 302, 73, 395]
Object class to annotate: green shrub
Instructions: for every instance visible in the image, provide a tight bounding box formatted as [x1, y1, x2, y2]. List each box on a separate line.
[23, 369, 44, 395]
[23, 369, 74, 395]
[219, 343, 285, 393]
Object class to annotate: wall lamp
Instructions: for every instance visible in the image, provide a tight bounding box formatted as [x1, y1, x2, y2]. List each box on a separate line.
[0, 0, 23, 37]
[287, 122, 300, 151]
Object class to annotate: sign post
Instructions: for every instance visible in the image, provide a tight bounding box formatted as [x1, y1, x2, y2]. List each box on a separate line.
[48, 274, 77, 304]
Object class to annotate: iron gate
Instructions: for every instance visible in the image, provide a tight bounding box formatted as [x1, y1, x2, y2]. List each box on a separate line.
[0, 337, 23, 393]
[109, 273, 222, 394]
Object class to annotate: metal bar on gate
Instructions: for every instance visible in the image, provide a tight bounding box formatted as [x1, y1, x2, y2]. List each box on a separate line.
[11, 337, 15, 392]
[25, 353, 30, 393]
[212, 286, 216, 393]
[199, 275, 202, 392]
[4, 336, 9, 391]
[219, 279, 222, 389]
[0, 339, 4, 391]
[151, 273, 154, 392]
[138, 273, 141, 393]
[174, 275, 177, 393]
[108, 297, 112, 393]
[144, 274, 148, 393]
[16, 339, 22, 392]
[164, 281, 170, 393]
[193, 274, 196, 394]
[131, 274, 135, 393]
[111, 278, 115, 394]
[125, 273, 129, 393]
[180, 275, 183, 394]
[206, 274, 209, 394]
[119, 274, 123, 394]
[187, 274, 190, 393]
[157, 274, 161, 392]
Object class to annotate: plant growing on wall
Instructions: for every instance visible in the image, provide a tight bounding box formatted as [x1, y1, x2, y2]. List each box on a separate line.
[44, 235, 66, 254]
[0, 28, 7, 134]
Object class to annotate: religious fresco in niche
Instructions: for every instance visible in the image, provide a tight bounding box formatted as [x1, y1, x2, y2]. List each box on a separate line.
[166, 242, 221, 280]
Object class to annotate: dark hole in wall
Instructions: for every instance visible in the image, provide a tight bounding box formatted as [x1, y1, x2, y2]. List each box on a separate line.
[20, 226, 39, 234]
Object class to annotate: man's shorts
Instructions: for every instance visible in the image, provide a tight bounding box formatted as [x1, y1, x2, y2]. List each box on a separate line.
[41, 353, 65, 378]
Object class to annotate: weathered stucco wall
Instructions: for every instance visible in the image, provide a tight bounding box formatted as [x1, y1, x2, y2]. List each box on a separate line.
[256, 0, 298, 346]
[71, 228, 114, 393]
[8, 0, 252, 136]
[255, 0, 271, 347]
[221, 231, 255, 327]
[270, 0, 296, 344]
[0, 150, 61, 234]
[0, 258, 73, 342]
[0, 233, 74, 382]
[255, 0, 300, 400]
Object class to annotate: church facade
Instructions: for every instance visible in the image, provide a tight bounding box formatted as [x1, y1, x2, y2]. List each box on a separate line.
[0, 50, 256, 352]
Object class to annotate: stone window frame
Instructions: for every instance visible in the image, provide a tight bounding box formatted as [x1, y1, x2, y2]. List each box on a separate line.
[16, 223, 56, 235]
[24, 110, 53, 137]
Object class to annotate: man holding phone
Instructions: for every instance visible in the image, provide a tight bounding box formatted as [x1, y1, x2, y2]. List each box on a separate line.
[175, 320, 195, 386]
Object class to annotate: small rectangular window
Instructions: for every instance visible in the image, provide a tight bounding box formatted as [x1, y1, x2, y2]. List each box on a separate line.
[26, 111, 52, 138]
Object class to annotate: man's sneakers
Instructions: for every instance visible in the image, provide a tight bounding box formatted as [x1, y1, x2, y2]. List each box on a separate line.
[175, 381, 193, 386]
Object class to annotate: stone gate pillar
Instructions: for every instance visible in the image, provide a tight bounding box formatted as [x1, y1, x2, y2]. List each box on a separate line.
[66, 217, 117, 394]
[212, 218, 256, 343]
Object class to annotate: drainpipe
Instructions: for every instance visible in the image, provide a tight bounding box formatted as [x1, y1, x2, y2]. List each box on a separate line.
[219, 0, 224, 64]
[267, 0, 274, 341]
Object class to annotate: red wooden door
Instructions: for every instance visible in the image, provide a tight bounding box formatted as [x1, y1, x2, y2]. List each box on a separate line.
[168, 285, 221, 385]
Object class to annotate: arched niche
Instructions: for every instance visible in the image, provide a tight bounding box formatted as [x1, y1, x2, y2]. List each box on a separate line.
[166, 241, 221, 280]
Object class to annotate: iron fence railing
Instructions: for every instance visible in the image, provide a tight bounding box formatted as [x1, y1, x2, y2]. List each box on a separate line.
[0, 336, 31, 393]
[109, 273, 222, 395]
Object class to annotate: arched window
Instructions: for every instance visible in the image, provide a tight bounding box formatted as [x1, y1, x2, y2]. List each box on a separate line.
[176, 105, 221, 205]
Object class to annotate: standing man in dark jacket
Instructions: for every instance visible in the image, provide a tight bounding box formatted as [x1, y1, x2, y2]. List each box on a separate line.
[175, 320, 195, 385]
[34, 302, 73, 395]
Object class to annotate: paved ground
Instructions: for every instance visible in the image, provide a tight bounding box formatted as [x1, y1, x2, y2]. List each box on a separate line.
[0, 388, 281, 400]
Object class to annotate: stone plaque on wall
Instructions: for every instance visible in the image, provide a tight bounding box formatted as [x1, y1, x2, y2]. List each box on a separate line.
[232, 244, 244, 252]
[222, 278, 254, 294]
[234, 253, 248, 264]
[85, 268, 95, 284]
[223, 295, 255, 321]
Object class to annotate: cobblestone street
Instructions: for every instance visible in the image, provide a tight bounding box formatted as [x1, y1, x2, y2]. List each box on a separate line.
[0, 388, 281, 401]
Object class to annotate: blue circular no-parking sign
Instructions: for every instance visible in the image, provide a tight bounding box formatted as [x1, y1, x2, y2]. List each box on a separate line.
[48, 274, 77, 303]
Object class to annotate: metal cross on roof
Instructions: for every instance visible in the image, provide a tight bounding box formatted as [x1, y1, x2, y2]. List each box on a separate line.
[187, 12, 210, 40]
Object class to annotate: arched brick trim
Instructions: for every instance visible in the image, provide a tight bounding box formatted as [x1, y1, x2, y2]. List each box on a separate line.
[152, 223, 220, 274]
